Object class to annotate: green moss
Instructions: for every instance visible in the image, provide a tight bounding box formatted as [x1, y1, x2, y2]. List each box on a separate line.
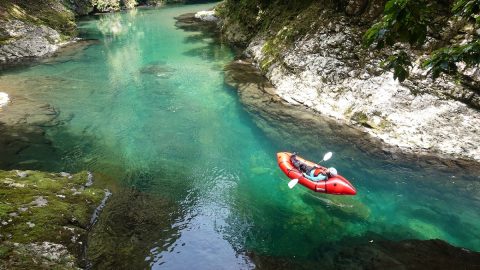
[378, 119, 391, 130]
[0, 1, 76, 37]
[0, 37, 13, 45]
[351, 111, 369, 125]
[351, 111, 391, 130]
[260, 39, 278, 71]
[344, 106, 354, 116]
[0, 170, 105, 269]
[254, 2, 323, 70]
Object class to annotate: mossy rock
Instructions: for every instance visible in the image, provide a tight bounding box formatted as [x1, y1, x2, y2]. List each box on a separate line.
[0, 170, 105, 269]
[0, 1, 76, 36]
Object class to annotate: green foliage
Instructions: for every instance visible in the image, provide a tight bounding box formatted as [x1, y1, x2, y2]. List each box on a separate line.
[364, 0, 430, 49]
[424, 40, 480, 78]
[365, 0, 480, 84]
[425, 0, 480, 81]
[383, 51, 412, 81]
[453, 0, 480, 24]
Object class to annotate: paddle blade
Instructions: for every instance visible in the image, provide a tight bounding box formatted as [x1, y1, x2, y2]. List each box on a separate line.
[323, 152, 333, 161]
[288, 179, 299, 189]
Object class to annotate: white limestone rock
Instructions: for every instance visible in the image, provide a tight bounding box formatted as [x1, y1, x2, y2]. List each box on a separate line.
[0, 20, 61, 64]
[195, 10, 218, 22]
[243, 18, 480, 162]
[0, 92, 8, 107]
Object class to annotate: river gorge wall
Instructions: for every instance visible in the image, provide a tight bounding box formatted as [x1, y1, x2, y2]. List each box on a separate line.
[214, 0, 480, 163]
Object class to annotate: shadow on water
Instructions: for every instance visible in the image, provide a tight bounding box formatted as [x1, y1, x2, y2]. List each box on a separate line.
[86, 181, 196, 269]
[82, 150, 203, 268]
[0, 123, 61, 170]
[0, 97, 65, 169]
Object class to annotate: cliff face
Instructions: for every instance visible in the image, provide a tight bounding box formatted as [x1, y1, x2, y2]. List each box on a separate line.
[216, 0, 480, 162]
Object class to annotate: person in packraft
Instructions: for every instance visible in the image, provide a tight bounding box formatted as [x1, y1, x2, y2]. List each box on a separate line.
[290, 153, 337, 181]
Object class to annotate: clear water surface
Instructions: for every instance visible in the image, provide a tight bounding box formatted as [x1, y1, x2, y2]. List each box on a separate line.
[0, 3, 479, 269]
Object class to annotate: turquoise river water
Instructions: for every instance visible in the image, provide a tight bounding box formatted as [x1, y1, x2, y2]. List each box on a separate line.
[0, 3, 479, 269]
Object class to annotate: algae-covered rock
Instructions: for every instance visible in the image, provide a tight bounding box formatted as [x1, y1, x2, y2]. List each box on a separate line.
[0, 170, 105, 269]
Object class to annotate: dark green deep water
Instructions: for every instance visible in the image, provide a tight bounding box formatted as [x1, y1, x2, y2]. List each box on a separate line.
[0, 3, 479, 269]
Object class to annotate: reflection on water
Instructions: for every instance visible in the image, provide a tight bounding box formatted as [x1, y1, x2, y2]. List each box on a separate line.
[97, 9, 139, 38]
[0, 3, 479, 269]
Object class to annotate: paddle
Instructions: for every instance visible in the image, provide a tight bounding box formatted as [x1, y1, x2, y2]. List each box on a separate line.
[321, 152, 333, 163]
[288, 152, 333, 189]
[288, 179, 299, 189]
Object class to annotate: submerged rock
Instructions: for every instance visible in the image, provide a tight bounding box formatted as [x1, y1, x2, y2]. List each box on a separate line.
[247, 239, 480, 269]
[139, 62, 176, 78]
[332, 239, 480, 269]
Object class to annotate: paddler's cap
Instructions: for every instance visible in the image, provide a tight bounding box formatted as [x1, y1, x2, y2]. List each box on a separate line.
[328, 167, 337, 176]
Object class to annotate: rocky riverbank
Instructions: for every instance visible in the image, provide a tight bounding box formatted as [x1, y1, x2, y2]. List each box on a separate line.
[0, 1, 77, 64]
[0, 170, 109, 269]
[212, 1, 480, 163]
[224, 59, 480, 173]
[0, 0, 211, 65]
